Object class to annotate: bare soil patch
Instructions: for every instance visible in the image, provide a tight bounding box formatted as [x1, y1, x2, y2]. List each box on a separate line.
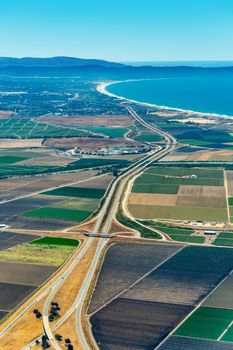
[178, 185, 226, 197]
[72, 174, 113, 190]
[128, 193, 177, 206]
[176, 195, 227, 208]
[45, 137, 139, 149]
[0, 139, 42, 148]
[17, 155, 74, 166]
[226, 170, 233, 196]
[0, 261, 56, 285]
[38, 115, 135, 127]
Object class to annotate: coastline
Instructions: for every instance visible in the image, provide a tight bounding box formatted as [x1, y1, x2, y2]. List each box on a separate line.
[96, 80, 233, 121]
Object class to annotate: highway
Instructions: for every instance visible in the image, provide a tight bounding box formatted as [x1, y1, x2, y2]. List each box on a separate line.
[2, 105, 177, 350]
[26, 105, 176, 350]
[74, 106, 178, 350]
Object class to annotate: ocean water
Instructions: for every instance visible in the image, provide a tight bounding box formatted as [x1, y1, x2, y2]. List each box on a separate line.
[107, 75, 233, 117]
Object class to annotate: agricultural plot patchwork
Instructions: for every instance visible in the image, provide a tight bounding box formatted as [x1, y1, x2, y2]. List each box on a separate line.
[0, 171, 111, 230]
[0, 118, 131, 139]
[141, 223, 204, 243]
[0, 118, 90, 138]
[89, 243, 233, 350]
[20, 174, 112, 228]
[225, 171, 233, 225]
[161, 258, 233, 349]
[0, 148, 129, 178]
[213, 231, 233, 247]
[129, 166, 228, 223]
[0, 235, 78, 321]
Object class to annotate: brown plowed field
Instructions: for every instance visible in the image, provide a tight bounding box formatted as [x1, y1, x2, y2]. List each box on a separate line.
[178, 185, 226, 197]
[38, 115, 135, 127]
[0, 139, 42, 148]
[176, 195, 227, 208]
[71, 174, 113, 189]
[16, 155, 74, 166]
[128, 193, 177, 206]
[44, 137, 139, 149]
[226, 171, 233, 196]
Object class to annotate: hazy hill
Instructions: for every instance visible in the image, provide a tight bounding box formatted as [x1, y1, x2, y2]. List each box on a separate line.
[0, 56, 126, 68]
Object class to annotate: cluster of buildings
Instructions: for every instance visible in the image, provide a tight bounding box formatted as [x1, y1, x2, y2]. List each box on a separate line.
[68, 145, 152, 157]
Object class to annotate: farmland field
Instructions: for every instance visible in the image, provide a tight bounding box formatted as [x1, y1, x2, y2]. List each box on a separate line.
[90, 244, 233, 349]
[159, 336, 233, 350]
[0, 231, 40, 250]
[43, 186, 105, 198]
[0, 258, 56, 320]
[31, 236, 79, 246]
[129, 166, 228, 223]
[135, 132, 163, 142]
[169, 235, 205, 243]
[20, 176, 113, 225]
[0, 236, 79, 266]
[204, 274, 233, 310]
[89, 243, 181, 314]
[213, 238, 233, 247]
[226, 170, 233, 196]
[175, 307, 233, 340]
[128, 204, 228, 221]
[23, 207, 92, 222]
[0, 155, 28, 164]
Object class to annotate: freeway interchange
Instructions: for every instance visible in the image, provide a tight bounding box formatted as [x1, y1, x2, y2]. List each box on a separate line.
[0, 106, 177, 350]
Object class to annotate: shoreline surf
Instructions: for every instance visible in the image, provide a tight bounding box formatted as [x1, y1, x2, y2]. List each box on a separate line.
[96, 79, 233, 120]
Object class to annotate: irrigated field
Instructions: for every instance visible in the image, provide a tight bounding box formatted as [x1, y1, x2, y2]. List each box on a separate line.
[175, 307, 233, 340]
[129, 166, 228, 224]
[0, 173, 112, 230]
[0, 235, 79, 320]
[89, 243, 233, 350]
[213, 231, 233, 247]
[0, 236, 79, 266]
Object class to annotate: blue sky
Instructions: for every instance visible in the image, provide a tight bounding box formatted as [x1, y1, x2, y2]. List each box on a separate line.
[1, 0, 233, 61]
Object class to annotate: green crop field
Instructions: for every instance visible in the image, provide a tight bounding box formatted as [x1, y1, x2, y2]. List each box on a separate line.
[135, 133, 163, 142]
[228, 197, 233, 206]
[0, 157, 129, 179]
[169, 234, 205, 243]
[128, 204, 228, 221]
[0, 156, 28, 164]
[141, 222, 194, 235]
[135, 173, 223, 186]
[23, 207, 91, 222]
[140, 222, 203, 243]
[43, 186, 105, 199]
[31, 236, 79, 246]
[77, 126, 128, 138]
[132, 183, 179, 194]
[63, 158, 129, 170]
[146, 167, 224, 179]
[0, 164, 57, 178]
[216, 231, 233, 239]
[213, 238, 233, 247]
[175, 307, 233, 340]
[0, 118, 90, 138]
[0, 240, 78, 266]
[222, 325, 233, 342]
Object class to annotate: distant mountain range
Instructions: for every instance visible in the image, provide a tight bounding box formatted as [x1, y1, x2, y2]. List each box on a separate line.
[0, 56, 126, 68]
